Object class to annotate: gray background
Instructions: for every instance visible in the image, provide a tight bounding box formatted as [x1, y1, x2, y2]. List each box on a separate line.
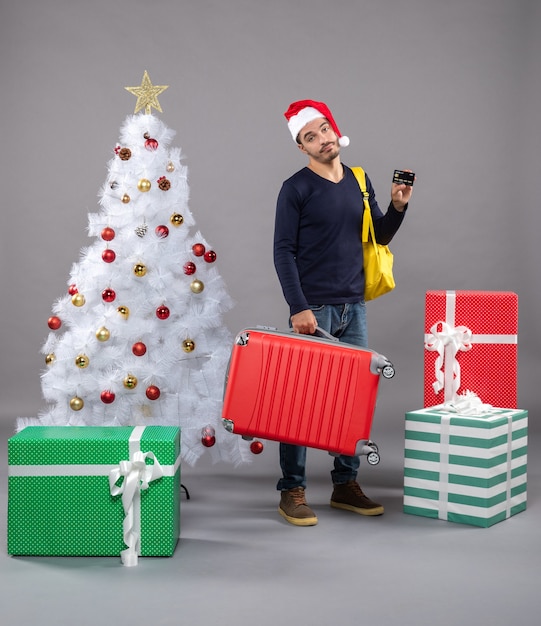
[1, 0, 539, 441]
[1, 0, 539, 434]
[1, 2, 540, 625]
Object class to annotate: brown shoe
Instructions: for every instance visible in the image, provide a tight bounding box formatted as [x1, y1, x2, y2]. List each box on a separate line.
[330, 481, 384, 516]
[279, 487, 318, 526]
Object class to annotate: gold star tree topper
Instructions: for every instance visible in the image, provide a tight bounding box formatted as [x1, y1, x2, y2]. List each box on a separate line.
[125, 70, 169, 114]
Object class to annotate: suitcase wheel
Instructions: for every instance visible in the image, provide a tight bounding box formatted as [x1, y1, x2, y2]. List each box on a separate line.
[367, 451, 380, 465]
[235, 332, 250, 346]
[382, 364, 395, 379]
[222, 418, 234, 433]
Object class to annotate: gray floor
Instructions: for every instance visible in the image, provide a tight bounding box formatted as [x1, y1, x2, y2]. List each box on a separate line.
[1, 417, 539, 626]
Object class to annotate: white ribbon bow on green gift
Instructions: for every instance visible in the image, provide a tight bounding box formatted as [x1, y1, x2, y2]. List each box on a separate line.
[424, 321, 473, 401]
[443, 390, 493, 415]
[109, 451, 164, 567]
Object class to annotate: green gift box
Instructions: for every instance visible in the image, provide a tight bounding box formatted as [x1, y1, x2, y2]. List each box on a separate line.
[404, 406, 527, 527]
[8, 425, 180, 564]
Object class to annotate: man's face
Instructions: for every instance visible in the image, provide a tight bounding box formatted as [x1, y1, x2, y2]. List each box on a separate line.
[297, 117, 340, 163]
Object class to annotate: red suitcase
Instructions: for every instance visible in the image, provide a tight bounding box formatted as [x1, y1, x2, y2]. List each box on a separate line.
[222, 327, 395, 463]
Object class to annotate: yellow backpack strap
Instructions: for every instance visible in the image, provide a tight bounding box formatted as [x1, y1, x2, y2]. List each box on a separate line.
[351, 166, 375, 245]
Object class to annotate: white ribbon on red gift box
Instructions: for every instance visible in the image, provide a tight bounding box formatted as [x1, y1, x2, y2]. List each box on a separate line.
[425, 321, 472, 401]
[424, 290, 517, 402]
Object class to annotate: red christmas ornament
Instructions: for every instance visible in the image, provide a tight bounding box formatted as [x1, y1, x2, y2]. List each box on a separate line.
[201, 426, 216, 447]
[146, 385, 161, 400]
[192, 243, 206, 257]
[155, 224, 169, 238]
[102, 249, 116, 263]
[100, 390, 115, 404]
[156, 305, 170, 320]
[68, 284, 78, 296]
[204, 250, 217, 263]
[145, 137, 159, 151]
[101, 227, 115, 241]
[102, 288, 116, 303]
[183, 261, 196, 275]
[132, 342, 147, 356]
[48, 316, 62, 330]
[250, 441, 264, 455]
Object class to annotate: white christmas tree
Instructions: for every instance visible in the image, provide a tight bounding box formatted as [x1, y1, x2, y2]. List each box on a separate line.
[18, 72, 254, 466]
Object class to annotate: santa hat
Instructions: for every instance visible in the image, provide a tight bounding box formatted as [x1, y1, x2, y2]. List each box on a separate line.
[284, 99, 350, 147]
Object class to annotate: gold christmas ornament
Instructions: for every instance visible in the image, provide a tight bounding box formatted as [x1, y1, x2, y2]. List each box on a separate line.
[137, 178, 151, 192]
[71, 293, 86, 307]
[45, 353, 56, 365]
[123, 374, 138, 389]
[69, 396, 84, 411]
[117, 305, 130, 319]
[75, 354, 90, 368]
[166, 161, 175, 173]
[182, 339, 196, 353]
[134, 263, 147, 277]
[125, 70, 169, 115]
[96, 326, 111, 342]
[190, 279, 205, 294]
[170, 213, 184, 226]
[122, 194, 131, 204]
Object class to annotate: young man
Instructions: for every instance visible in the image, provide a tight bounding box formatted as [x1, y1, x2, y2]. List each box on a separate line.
[273, 99, 413, 526]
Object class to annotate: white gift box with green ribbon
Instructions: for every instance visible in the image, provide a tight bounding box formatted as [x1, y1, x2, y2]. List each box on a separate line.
[8, 425, 180, 565]
[404, 405, 527, 527]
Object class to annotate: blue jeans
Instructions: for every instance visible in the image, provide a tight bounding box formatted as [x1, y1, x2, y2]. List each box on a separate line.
[277, 302, 368, 490]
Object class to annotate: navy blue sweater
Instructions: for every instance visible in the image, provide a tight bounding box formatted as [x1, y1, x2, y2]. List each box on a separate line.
[273, 165, 406, 316]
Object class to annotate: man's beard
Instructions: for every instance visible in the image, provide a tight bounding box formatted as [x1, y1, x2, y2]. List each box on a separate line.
[317, 143, 340, 162]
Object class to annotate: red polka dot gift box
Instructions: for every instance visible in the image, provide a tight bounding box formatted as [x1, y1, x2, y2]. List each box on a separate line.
[424, 291, 518, 409]
[7, 425, 180, 566]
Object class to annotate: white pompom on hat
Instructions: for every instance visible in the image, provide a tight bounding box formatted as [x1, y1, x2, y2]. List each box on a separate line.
[284, 99, 350, 147]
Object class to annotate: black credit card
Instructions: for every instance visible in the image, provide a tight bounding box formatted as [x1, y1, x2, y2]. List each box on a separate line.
[393, 170, 415, 186]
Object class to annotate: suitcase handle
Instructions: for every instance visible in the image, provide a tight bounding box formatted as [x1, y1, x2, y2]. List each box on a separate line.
[313, 326, 339, 342]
